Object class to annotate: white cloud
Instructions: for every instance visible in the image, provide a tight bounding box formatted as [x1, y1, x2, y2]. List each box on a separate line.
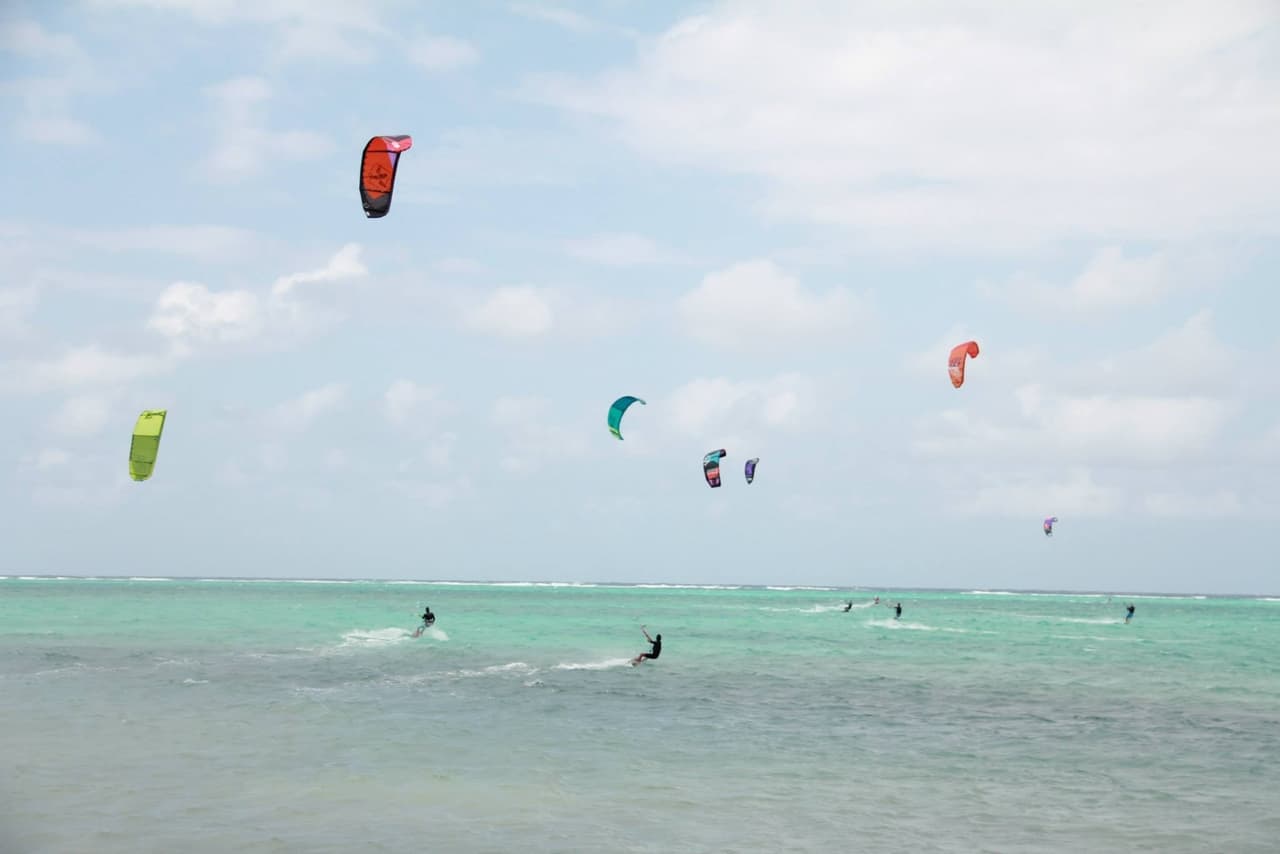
[524, 2, 1280, 249]
[91, 0, 483, 71]
[69, 225, 266, 261]
[87, 0, 396, 63]
[395, 432, 457, 475]
[493, 395, 548, 427]
[908, 312, 1261, 518]
[14, 115, 96, 145]
[663, 373, 820, 442]
[778, 493, 839, 522]
[148, 244, 365, 355]
[0, 286, 39, 340]
[678, 260, 867, 350]
[407, 35, 479, 71]
[553, 293, 638, 339]
[435, 257, 487, 275]
[425, 433, 457, 468]
[1031, 393, 1228, 463]
[388, 475, 472, 509]
[1263, 422, 1280, 459]
[981, 247, 1173, 313]
[1143, 490, 1243, 518]
[1053, 248, 1169, 311]
[0, 20, 84, 60]
[271, 243, 366, 298]
[908, 311, 1238, 398]
[35, 448, 72, 469]
[201, 76, 333, 181]
[916, 390, 1229, 467]
[384, 380, 449, 429]
[414, 127, 582, 188]
[510, 3, 638, 39]
[565, 232, 683, 266]
[149, 282, 262, 352]
[270, 383, 347, 432]
[1, 21, 100, 146]
[53, 395, 113, 437]
[466, 286, 554, 337]
[437, 280, 635, 342]
[511, 4, 600, 34]
[963, 469, 1124, 518]
[1082, 311, 1238, 398]
[490, 395, 581, 474]
[0, 345, 169, 393]
[14, 443, 129, 507]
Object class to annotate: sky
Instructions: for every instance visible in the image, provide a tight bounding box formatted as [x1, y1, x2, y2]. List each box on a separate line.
[1, 0, 1278, 593]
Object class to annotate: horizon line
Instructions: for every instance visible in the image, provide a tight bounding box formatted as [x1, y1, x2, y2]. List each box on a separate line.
[1, 574, 1274, 598]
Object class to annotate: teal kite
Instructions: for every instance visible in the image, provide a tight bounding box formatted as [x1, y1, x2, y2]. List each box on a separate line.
[607, 396, 645, 440]
[703, 449, 726, 488]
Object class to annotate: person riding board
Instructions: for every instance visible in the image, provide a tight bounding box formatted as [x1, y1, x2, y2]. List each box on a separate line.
[842, 601, 853, 612]
[631, 625, 662, 666]
[412, 606, 435, 637]
[1125, 604, 1135, 623]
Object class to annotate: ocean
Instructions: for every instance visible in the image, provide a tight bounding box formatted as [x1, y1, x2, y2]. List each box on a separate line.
[2, 577, 1278, 853]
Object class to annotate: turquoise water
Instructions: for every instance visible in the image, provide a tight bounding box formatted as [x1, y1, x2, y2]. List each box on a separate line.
[3, 577, 1279, 853]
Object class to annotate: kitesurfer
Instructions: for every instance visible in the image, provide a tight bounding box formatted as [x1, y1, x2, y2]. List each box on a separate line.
[1125, 604, 1135, 624]
[873, 596, 880, 605]
[412, 607, 435, 637]
[894, 602, 902, 620]
[631, 625, 662, 665]
[843, 601, 853, 612]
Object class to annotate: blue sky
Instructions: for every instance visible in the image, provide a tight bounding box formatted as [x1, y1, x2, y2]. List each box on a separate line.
[2, 1, 1278, 593]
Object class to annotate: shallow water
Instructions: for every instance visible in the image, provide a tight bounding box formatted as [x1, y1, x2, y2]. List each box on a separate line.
[3, 578, 1279, 853]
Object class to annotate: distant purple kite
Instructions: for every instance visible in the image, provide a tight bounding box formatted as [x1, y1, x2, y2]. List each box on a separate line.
[745, 457, 759, 485]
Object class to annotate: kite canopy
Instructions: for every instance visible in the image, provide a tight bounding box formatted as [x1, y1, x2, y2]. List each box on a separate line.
[703, 449, 726, 488]
[607, 396, 645, 440]
[129, 409, 167, 482]
[745, 457, 759, 485]
[1043, 516, 1058, 536]
[948, 340, 980, 389]
[360, 135, 413, 218]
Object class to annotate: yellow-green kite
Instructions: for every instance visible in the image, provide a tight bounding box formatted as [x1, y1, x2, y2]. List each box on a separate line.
[129, 410, 167, 482]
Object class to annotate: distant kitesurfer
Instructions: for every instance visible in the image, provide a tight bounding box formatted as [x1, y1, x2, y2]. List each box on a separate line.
[894, 602, 902, 620]
[631, 625, 662, 666]
[843, 601, 853, 612]
[1125, 604, 1135, 624]
[873, 596, 881, 605]
[412, 606, 435, 637]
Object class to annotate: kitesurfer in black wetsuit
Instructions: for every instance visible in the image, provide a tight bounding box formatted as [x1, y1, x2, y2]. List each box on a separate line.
[1125, 604, 1135, 623]
[412, 607, 435, 637]
[632, 626, 661, 665]
[843, 601, 853, 612]
[894, 602, 902, 620]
